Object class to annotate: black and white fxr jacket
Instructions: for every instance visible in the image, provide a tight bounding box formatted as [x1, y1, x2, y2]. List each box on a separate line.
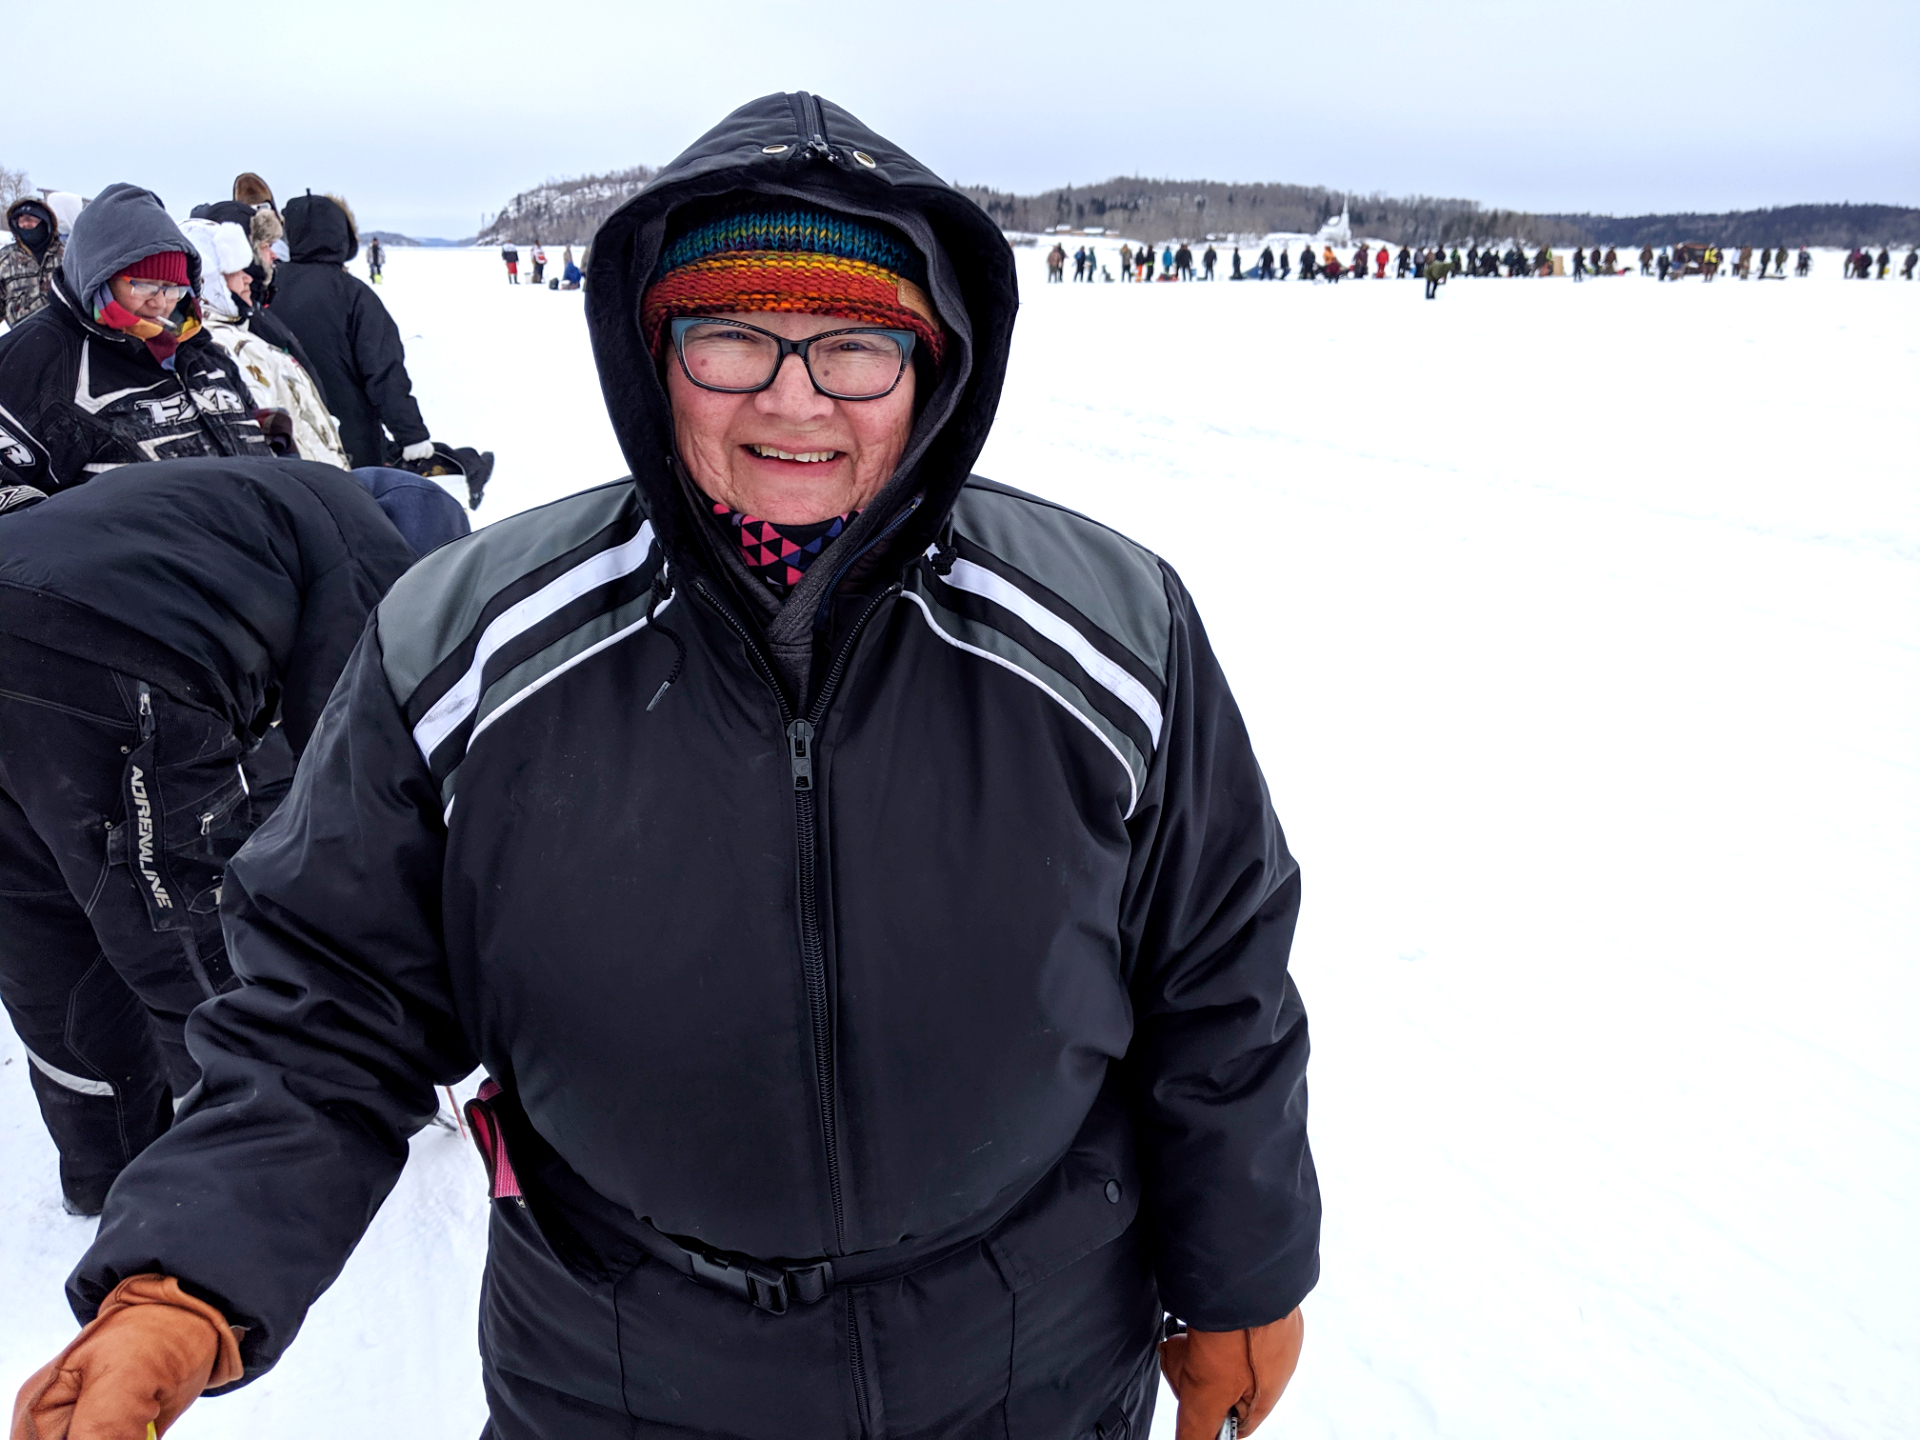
[75, 95, 1318, 1398]
[0, 181, 269, 492]
[0, 276, 269, 491]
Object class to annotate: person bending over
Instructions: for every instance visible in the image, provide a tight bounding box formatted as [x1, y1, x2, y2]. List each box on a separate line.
[0, 458, 414, 1218]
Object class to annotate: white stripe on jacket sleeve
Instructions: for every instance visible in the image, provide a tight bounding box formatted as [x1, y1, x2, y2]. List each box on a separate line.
[412, 521, 655, 761]
[940, 556, 1163, 747]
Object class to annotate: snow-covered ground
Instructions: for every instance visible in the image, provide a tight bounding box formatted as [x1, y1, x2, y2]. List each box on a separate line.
[3, 242, 1915, 1439]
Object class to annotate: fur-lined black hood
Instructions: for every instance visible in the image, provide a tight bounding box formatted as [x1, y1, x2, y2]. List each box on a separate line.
[585, 92, 1017, 579]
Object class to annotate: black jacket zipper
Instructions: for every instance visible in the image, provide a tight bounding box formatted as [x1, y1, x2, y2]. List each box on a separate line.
[845, 1289, 872, 1434]
[796, 90, 835, 164]
[692, 574, 902, 1258]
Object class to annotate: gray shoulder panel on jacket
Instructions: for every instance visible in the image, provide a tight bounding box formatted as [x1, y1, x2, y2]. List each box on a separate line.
[377, 479, 643, 704]
[903, 478, 1174, 818]
[948, 478, 1171, 682]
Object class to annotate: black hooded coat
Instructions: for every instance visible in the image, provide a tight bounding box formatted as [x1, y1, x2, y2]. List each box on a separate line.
[268, 195, 428, 467]
[71, 94, 1318, 1440]
[0, 184, 270, 491]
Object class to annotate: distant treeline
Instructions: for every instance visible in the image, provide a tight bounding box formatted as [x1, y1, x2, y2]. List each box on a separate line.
[466, 165, 1918, 251]
[1542, 203, 1920, 249]
[957, 178, 1590, 246]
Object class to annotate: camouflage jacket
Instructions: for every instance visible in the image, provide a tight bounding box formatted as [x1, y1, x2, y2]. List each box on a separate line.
[1, 237, 63, 328]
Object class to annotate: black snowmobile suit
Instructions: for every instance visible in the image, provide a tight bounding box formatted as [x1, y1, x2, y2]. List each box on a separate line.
[268, 194, 429, 468]
[0, 184, 270, 492]
[73, 93, 1318, 1440]
[0, 458, 416, 1210]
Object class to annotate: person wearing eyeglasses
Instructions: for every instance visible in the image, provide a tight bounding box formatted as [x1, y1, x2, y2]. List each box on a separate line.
[24, 94, 1317, 1440]
[0, 184, 269, 493]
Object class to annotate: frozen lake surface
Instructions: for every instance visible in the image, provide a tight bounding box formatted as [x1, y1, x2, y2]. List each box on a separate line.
[2, 243, 1914, 1439]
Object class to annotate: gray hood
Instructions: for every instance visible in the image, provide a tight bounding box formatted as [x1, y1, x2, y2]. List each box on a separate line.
[59, 182, 199, 300]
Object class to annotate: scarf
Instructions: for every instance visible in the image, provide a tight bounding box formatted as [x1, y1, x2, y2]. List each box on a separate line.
[91, 285, 202, 369]
[708, 499, 854, 596]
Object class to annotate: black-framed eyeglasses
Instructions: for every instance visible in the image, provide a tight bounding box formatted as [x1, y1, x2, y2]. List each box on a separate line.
[668, 316, 916, 401]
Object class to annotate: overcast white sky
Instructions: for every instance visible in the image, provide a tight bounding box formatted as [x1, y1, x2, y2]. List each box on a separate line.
[10, 0, 1917, 238]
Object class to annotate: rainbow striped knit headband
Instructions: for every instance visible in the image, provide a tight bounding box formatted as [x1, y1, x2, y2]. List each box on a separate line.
[642, 203, 946, 367]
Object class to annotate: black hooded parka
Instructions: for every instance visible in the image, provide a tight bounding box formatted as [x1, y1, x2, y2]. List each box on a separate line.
[71, 94, 1319, 1440]
[268, 194, 429, 468]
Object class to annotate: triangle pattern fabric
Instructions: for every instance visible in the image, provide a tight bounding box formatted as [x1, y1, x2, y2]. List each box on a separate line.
[710, 499, 855, 596]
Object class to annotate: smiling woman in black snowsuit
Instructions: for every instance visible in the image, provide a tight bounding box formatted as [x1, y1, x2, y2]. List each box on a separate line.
[17, 94, 1320, 1440]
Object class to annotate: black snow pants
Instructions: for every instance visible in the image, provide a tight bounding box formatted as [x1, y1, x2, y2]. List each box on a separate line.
[478, 1202, 1161, 1440]
[0, 634, 285, 1212]
[472, 1085, 1164, 1440]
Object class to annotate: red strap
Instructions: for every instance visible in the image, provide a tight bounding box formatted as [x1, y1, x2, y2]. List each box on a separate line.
[463, 1081, 522, 1202]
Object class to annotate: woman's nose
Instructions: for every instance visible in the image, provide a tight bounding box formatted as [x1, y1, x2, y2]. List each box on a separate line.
[755, 352, 834, 417]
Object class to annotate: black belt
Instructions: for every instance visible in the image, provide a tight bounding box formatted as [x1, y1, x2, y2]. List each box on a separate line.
[467, 1079, 1019, 1316]
[633, 1224, 833, 1314]
[631, 1213, 994, 1316]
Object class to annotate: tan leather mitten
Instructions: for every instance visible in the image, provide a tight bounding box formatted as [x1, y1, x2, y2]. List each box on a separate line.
[11, 1275, 243, 1440]
[1159, 1306, 1305, 1440]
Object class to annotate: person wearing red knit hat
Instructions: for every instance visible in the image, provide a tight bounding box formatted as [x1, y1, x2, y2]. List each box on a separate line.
[0, 183, 268, 492]
[96, 248, 199, 363]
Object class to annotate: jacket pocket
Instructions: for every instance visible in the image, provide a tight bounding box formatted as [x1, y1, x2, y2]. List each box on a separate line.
[988, 1084, 1140, 1293]
[997, 1084, 1161, 1439]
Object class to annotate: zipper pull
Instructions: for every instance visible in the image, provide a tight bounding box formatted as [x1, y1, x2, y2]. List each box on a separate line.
[787, 720, 815, 791]
[798, 91, 834, 162]
[137, 682, 155, 740]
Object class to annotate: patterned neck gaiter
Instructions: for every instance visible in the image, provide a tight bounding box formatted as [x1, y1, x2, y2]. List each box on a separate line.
[709, 500, 855, 596]
[90, 284, 201, 369]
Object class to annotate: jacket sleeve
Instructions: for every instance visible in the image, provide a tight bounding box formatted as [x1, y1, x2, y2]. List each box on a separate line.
[67, 621, 474, 1382]
[280, 556, 407, 754]
[249, 309, 332, 411]
[0, 330, 89, 490]
[347, 287, 429, 449]
[278, 486, 417, 754]
[1119, 564, 1319, 1332]
[0, 392, 55, 492]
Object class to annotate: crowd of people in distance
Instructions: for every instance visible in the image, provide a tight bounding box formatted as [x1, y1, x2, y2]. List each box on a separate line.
[499, 240, 585, 288]
[1843, 244, 1910, 279]
[1047, 239, 1223, 281]
[1034, 233, 1920, 294]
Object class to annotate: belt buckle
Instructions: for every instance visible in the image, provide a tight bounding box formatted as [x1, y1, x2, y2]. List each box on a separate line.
[688, 1248, 792, 1315]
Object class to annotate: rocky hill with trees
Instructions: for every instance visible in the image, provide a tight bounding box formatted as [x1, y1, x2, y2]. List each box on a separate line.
[474, 164, 658, 246]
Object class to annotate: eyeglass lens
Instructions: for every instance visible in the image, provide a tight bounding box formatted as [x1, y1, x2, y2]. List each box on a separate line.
[678, 322, 906, 398]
